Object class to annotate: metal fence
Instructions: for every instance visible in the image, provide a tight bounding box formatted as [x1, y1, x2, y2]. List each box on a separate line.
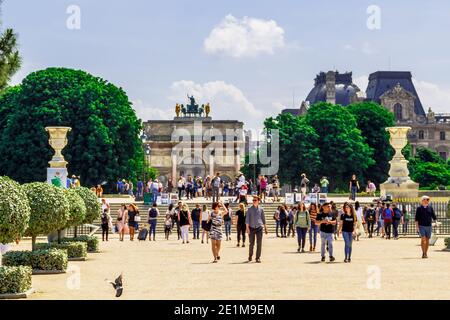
[394, 199, 450, 235]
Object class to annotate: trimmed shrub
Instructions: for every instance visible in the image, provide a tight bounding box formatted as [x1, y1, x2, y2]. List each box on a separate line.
[62, 236, 99, 252]
[64, 189, 86, 228]
[0, 176, 31, 244]
[36, 242, 87, 258]
[23, 182, 70, 250]
[2, 249, 68, 271]
[74, 187, 101, 224]
[445, 238, 450, 248]
[0, 266, 32, 294]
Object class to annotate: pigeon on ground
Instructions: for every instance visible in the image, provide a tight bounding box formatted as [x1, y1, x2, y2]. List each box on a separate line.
[107, 273, 123, 297]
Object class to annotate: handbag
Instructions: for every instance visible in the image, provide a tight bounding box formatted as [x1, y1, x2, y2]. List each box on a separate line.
[135, 215, 141, 222]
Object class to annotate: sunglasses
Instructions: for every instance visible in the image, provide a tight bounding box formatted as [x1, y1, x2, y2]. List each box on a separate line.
[252, 199, 259, 202]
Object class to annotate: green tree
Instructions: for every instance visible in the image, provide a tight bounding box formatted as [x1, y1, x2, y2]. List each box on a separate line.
[305, 102, 374, 190]
[264, 113, 321, 187]
[23, 182, 70, 250]
[0, 68, 144, 190]
[406, 147, 450, 189]
[347, 102, 395, 186]
[0, 176, 31, 244]
[0, 7, 21, 92]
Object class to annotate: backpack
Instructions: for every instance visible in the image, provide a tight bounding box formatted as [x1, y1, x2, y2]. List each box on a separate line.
[394, 209, 402, 220]
[101, 213, 108, 224]
[383, 208, 393, 219]
[149, 208, 158, 219]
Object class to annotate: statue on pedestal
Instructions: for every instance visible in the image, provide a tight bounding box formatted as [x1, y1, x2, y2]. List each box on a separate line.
[175, 103, 181, 117]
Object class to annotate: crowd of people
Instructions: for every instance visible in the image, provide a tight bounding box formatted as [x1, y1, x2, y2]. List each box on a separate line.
[99, 193, 437, 263]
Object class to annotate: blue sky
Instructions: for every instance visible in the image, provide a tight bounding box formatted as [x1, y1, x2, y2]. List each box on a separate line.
[3, 0, 450, 131]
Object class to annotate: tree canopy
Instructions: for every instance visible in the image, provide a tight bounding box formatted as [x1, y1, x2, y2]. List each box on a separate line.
[0, 68, 145, 189]
[347, 102, 395, 185]
[304, 102, 374, 189]
[0, 11, 21, 92]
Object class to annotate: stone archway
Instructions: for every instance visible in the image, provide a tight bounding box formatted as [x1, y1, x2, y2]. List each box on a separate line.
[178, 155, 207, 179]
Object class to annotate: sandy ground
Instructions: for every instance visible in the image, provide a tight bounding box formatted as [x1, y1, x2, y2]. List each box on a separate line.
[7, 234, 450, 300]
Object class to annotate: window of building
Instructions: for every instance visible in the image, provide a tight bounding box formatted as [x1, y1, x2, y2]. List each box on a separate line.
[439, 152, 447, 161]
[394, 103, 403, 121]
[418, 130, 424, 139]
[440, 131, 446, 140]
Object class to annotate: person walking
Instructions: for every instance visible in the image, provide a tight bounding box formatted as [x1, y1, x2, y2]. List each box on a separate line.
[223, 202, 233, 241]
[287, 206, 296, 238]
[126, 204, 139, 241]
[235, 203, 247, 247]
[278, 205, 288, 238]
[274, 206, 281, 237]
[295, 202, 310, 253]
[354, 201, 366, 240]
[201, 204, 211, 244]
[101, 208, 111, 241]
[173, 202, 182, 240]
[338, 202, 357, 263]
[246, 196, 268, 263]
[211, 173, 222, 203]
[308, 203, 319, 251]
[209, 202, 227, 263]
[177, 176, 185, 200]
[259, 176, 267, 203]
[365, 203, 377, 238]
[316, 202, 336, 262]
[415, 196, 437, 259]
[320, 176, 329, 194]
[178, 203, 192, 244]
[392, 203, 402, 240]
[148, 203, 159, 241]
[151, 179, 159, 203]
[349, 174, 360, 201]
[272, 175, 280, 202]
[402, 205, 411, 235]
[191, 204, 201, 240]
[164, 213, 172, 240]
[375, 202, 385, 237]
[116, 204, 127, 241]
[382, 203, 394, 240]
[300, 173, 310, 201]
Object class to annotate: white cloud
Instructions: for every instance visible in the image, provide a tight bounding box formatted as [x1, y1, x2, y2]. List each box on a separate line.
[343, 44, 356, 51]
[169, 80, 263, 120]
[131, 99, 171, 121]
[413, 79, 450, 113]
[204, 14, 285, 58]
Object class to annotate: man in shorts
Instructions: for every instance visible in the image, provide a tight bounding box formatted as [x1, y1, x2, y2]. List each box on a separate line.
[415, 195, 437, 259]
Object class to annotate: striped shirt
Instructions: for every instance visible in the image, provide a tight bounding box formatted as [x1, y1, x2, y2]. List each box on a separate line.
[309, 209, 318, 224]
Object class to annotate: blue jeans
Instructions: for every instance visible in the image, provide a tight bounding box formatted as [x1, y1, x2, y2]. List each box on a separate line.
[296, 227, 308, 249]
[393, 220, 400, 238]
[149, 219, 157, 239]
[309, 224, 318, 247]
[320, 232, 333, 258]
[322, 187, 328, 194]
[224, 220, 232, 238]
[351, 186, 357, 200]
[276, 220, 280, 236]
[193, 220, 200, 238]
[342, 231, 353, 259]
[403, 219, 409, 234]
[151, 190, 159, 203]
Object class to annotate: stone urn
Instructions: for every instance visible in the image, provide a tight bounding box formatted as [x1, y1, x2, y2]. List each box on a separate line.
[46, 127, 72, 168]
[380, 126, 419, 198]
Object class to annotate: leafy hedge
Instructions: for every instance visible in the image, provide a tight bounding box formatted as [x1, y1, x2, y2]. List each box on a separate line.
[0, 266, 32, 294]
[62, 236, 99, 252]
[64, 188, 87, 228]
[73, 187, 101, 224]
[23, 182, 70, 238]
[2, 249, 68, 271]
[35, 242, 87, 258]
[0, 176, 31, 244]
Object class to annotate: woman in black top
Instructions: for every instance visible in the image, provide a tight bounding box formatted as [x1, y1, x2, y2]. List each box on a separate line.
[235, 203, 246, 247]
[126, 204, 139, 241]
[279, 205, 288, 238]
[349, 174, 360, 201]
[178, 203, 192, 244]
[338, 202, 357, 263]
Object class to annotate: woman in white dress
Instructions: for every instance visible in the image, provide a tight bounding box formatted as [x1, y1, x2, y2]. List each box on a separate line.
[354, 201, 366, 240]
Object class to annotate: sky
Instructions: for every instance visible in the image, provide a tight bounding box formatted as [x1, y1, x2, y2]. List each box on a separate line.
[3, 0, 450, 133]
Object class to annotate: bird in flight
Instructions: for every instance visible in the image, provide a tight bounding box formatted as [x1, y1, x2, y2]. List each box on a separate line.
[107, 273, 123, 297]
